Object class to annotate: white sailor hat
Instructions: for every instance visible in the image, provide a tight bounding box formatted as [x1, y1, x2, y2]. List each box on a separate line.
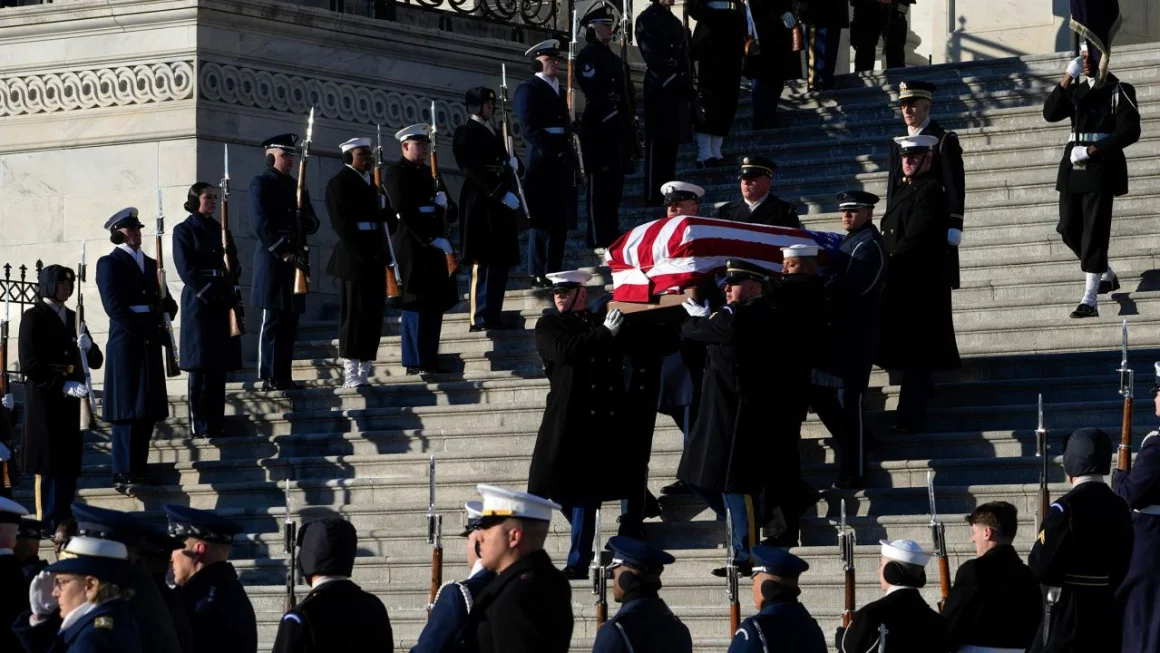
[893, 134, 939, 154]
[339, 137, 372, 153]
[782, 243, 819, 259]
[546, 270, 593, 291]
[879, 539, 932, 566]
[661, 181, 705, 204]
[395, 124, 432, 143]
[0, 496, 29, 524]
[475, 484, 560, 524]
[525, 39, 562, 59]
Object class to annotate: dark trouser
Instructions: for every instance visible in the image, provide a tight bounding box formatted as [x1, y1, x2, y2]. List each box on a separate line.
[811, 382, 869, 480]
[35, 473, 77, 530]
[527, 223, 567, 278]
[643, 134, 680, 207]
[751, 77, 786, 130]
[586, 167, 624, 249]
[470, 262, 509, 328]
[1058, 189, 1114, 273]
[851, 3, 908, 71]
[400, 309, 443, 369]
[339, 276, 386, 361]
[806, 25, 842, 90]
[111, 420, 154, 477]
[188, 370, 227, 437]
[689, 485, 758, 563]
[560, 500, 601, 569]
[765, 423, 803, 544]
[696, 55, 743, 136]
[896, 368, 934, 430]
[259, 309, 299, 382]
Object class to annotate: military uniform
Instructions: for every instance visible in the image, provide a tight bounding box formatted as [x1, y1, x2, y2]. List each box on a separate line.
[96, 209, 178, 486]
[850, 0, 913, 72]
[1113, 422, 1160, 653]
[1, 497, 31, 653]
[729, 545, 826, 653]
[713, 157, 803, 228]
[635, 1, 694, 206]
[941, 544, 1041, 652]
[592, 537, 692, 653]
[248, 133, 321, 389]
[18, 265, 103, 527]
[743, 0, 799, 130]
[172, 203, 243, 438]
[798, 0, 849, 91]
[687, 0, 746, 164]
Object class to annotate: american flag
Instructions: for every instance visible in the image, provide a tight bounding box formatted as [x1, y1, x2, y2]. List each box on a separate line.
[605, 215, 844, 302]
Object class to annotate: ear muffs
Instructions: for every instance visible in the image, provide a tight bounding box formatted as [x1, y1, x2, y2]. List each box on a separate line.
[109, 230, 125, 245]
[266, 153, 276, 168]
[342, 150, 354, 165]
[759, 579, 778, 601]
[882, 561, 927, 588]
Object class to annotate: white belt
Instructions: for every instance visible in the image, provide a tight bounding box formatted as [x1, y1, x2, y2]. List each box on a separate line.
[544, 127, 566, 135]
[128, 305, 152, 313]
[707, 1, 739, 9]
[356, 222, 380, 231]
[418, 206, 436, 214]
[1136, 505, 1160, 515]
[1068, 132, 1111, 142]
[958, 647, 1025, 653]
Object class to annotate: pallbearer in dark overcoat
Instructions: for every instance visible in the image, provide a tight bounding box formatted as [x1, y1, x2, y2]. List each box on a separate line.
[744, 0, 799, 130]
[635, 0, 693, 206]
[686, 0, 745, 166]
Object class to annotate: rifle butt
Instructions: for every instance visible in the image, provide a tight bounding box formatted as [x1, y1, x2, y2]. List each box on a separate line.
[293, 267, 310, 295]
[428, 546, 443, 614]
[729, 602, 740, 634]
[386, 267, 402, 299]
[596, 602, 607, 628]
[164, 348, 180, 378]
[844, 569, 855, 627]
[80, 398, 93, 430]
[938, 558, 951, 608]
[228, 309, 244, 337]
[1119, 397, 1133, 471]
[791, 24, 805, 52]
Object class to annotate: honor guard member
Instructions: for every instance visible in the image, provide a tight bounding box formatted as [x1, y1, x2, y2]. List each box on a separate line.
[877, 135, 960, 434]
[19, 264, 102, 528]
[886, 81, 966, 289]
[1043, 42, 1140, 318]
[592, 536, 691, 653]
[513, 40, 578, 286]
[249, 133, 320, 391]
[1, 496, 30, 652]
[635, 0, 694, 206]
[412, 501, 497, 653]
[743, 0, 800, 130]
[527, 270, 626, 579]
[453, 86, 522, 332]
[456, 484, 573, 653]
[850, 0, 913, 72]
[13, 536, 142, 653]
[838, 539, 950, 653]
[662, 181, 704, 217]
[173, 182, 243, 438]
[811, 191, 886, 489]
[1028, 427, 1134, 653]
[97, 208, 178, 489]
[714, 157, 803, 228]
[384, 124, 460, 375]
[131, 519, 195, 653]
[1114, 363, 1160, 653]
[164, 504, 258, 653]
[797, 0, 849, 91]
[686, 0, 745, 167]
[325, 137, 394, 387]
[728, 546, 826, 653]
[577, 0, 632, 250]
[70, 504, 186, 653]
[272, 517, 393, 653]
[678, 259, 780, 573]
[941, 502, 1041, 653]
[0, 376, 13, 500]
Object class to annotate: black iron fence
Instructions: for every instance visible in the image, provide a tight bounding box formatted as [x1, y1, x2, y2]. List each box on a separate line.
[0, 261, 43, 311]
[318, 0, 571, 39]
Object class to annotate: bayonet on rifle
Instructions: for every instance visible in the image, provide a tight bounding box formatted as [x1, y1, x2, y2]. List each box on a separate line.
[499, 64, 531, 224]
[426, 455, 443, 616]
[283, 477, 298, 612]
[375, 124, 403, 300]
[590, 505, 608, 627]
[1036, 393, 1050, 532]
[292, 108, 315, 295]
[155, 192, 180, 377]
[927, 470, 950, 610]
[221, 145, 245, 337]
[1118, 320, 1135, 472]
[567, 9, 586, 181]
[837, 500, 855, 627]
[76, 241, 97, 423]
[725, 508, 740, 635]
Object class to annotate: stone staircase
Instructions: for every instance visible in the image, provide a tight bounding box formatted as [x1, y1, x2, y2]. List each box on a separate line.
[14, 41, 1160, 651]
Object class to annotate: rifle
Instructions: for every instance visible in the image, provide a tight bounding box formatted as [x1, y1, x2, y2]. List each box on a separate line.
[1, 296, 13, 488]
[618, 0, 643, 163]
[1043, 586, 1061, 645]
[76, 242, 97, 426]
[590, 505, 608, 628]
[1036, 393, 1050, 532]
[426, 455, 443, 616]
[220, 145, 245, 337]
[567, 9, 587, 183]
[725, 507, 740, 635]
[927, 470, 950, 611]
[836, 500, 855, 627]
[428, 101, 459, 277]
[877, 623, 888, 653]
[283, 477, 298, 612]
[742, 0, 760, 59]
[499, 64, 531, 226]
[374, 124, 403, 300]
[292, 108, 315, 296]
[1118, 320, 1134, 472]
[155, 190, 180, 377]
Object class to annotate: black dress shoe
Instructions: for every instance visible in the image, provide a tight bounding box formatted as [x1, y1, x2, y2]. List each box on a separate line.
[660, 480, 693, 495]
[695, 159, 708, 170]
[469, 324, 487, 332]
[643, 492, 663, 519]
[711, 560, 753, 578]
[192, 431, 209, 440]
[259, 378, 279, 391]
[1070, 303, 1099, 318]
[112, 474, 132, 490]
[531, 275, 552, 289]
[832, 476, 866, 490]
[562, 565, 590, 580]
[1098, 277, 1120, 294]
[762, 532, 800, 548]
[129, 474, 158, 486]
[405, 367, 423, 375]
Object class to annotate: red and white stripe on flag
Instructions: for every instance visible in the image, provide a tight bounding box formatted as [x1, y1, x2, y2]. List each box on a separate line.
[605, 215, 843, 302]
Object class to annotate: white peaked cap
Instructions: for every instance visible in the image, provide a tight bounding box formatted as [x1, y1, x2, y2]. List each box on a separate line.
[62, 536, 129, 561]
[660, 181, 706, 200]
[339, 137, 372, 153]
[546, 270, 593, 286]
[879, 539, 932, 566]
[893, 134, 940, 151]
[395, 124, 432, 142]
[476, 484, 560, 522]
[464, 500, 484, 520]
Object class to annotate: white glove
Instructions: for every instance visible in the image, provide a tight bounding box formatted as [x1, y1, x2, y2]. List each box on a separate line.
[947, 228, 962, 247]
[781, 11, 796, 29]
[1, 393, 11, 411]
[62, 381, 87, 399]
[508, 155, 519, 169]
[0, 441, 10, 462]
[1070, 145, 1091, 165]
[682, 298, 710, 317]
[603, 308, 624, 336]
[501, 192, 520, 211]
[434, 191, 448, 209]
[30, 570, 57, 617]
[431, 238, 454, 255]
[1066, 56, 1083, 79]
[77, 332, 92, 352]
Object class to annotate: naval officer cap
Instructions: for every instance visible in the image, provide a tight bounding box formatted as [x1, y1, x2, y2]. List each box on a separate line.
[339, 137, 372, 153]
[395, 123, 432, 143]
[605, 536, 675, 573]
[722, 259, 770, 285]
[73, 504, 149, 547]
[1063, 427, 1113, 477]
[546, 269, 593, 292]
[580, 0, 619, 26]
[47, 536, 132, 586]
[525, 39, 562, 59]
[782, 243, 819, 259]
[473, 484, 560, 529]
[459, 500, 485, 537]
[894, 134, 939, 154]
[103, 207, 143, 231]
[738, 155, 776, 179]
[879, 538, 932, 566]
[837, 190, 880, 210]
[750, 545, 809, 579]
[164, 504, 242, 544]
[38, 265, 76, 299]
[898, 80, 936, 103]
[661, 181, 705, 205]
[0, 495, 29, 524]
[262, 133, 299, 151]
